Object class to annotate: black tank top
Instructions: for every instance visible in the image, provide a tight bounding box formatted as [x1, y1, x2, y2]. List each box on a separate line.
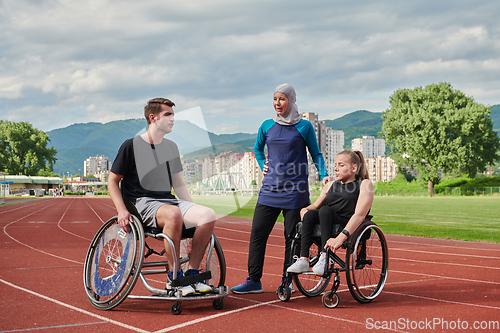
[324, 179, 362, 220]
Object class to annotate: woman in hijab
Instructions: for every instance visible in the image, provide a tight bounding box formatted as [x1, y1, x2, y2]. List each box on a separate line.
[231, 83, 329, 294]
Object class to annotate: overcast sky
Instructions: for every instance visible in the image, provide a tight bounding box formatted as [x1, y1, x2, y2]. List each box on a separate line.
[1, 0, 499, 134]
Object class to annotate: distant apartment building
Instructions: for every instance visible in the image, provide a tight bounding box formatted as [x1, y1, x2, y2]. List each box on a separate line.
[181, 158, 203, 185]
[237, 152, 263, 188]
[301, 112, 344, 182]
[351, 136, 385, 159]
[324, 128, 344, 178]
[201, 151, 263, 189]
[84, 155, 112, 180]
[366, 156, 398, 183]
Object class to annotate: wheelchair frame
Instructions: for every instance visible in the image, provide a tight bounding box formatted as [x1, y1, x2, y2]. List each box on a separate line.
[83, 202, 228, 315]
[277, 218, 388, 308]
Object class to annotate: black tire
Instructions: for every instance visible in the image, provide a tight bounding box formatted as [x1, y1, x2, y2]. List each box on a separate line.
[171, 302, 182, 315]
[83, 216, 145, 310]
[277, 285, 291, 302]
[322, 291, 340, 309]
[213, 298, 224, 310]
[179, 234, 226, 287]
[345, 221, 388, 303]
[291, 238, 331, 297]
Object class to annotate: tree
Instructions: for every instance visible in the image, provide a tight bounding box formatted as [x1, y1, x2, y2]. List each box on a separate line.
[382, 82, 500, 195]
[0, 121, 57, 176]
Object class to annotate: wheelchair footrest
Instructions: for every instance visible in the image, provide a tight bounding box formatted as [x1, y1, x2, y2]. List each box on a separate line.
[171, 271, 212, 287]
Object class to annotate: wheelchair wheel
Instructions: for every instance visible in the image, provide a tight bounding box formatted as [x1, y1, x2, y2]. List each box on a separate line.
[345, 221, 388, 303]
[277, 284, 291, 302]
[179, 234, 226, 287]
[322, 290, 340, 308]
[291, 238, 330, 297]
[83, 215, 145, 310]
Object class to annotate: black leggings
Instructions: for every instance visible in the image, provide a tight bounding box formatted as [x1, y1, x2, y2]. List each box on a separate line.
[300, 205, 348, 257]
[248, 203, 301, 281]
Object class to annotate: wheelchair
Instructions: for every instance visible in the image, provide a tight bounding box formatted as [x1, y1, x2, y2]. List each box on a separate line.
[83, 199, 228, 315]
[276, 216, 388, 308]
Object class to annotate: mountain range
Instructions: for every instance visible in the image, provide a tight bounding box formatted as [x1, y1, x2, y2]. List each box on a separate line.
[47, 105, 500, 176]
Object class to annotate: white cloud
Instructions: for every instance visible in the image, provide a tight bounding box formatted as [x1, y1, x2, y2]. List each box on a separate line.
[0, 0, 499, 134]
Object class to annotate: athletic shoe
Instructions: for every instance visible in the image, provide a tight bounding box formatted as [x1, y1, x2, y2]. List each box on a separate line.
[312, 252, 327, 275]
[287, 257, 309, 273]
[166, 270, 184, 290]
[231, 277, 263, 294]
[184, 269, 212, 294]
[166, 270, 196, 296]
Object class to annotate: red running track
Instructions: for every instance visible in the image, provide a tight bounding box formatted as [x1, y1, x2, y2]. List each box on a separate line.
[0, 197, 499, 332]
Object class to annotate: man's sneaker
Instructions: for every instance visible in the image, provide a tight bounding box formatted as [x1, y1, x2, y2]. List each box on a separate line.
[166, 269, 196, 296]
[185, 269, 212, 294]
[166, 270, 184, 290]
[179, 284, 196, 297]
[231, 277, 263, 294]
[312, 252, 327, 275]
[287, 257, 309, 273]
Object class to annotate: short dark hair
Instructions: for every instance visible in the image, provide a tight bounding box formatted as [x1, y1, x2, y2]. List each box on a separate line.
[144, 98, 175, 124]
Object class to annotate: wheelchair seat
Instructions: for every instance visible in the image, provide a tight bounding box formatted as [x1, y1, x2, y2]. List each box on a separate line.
[295, 215, 373, 239]
[123, 197, 196, 238]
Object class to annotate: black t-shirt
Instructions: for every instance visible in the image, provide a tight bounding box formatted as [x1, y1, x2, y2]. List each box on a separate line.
[325, 179, 362, 220]
[111, 136, 183, 204]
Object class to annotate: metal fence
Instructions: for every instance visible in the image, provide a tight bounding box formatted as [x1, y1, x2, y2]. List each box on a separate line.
[374, 187, 500, 197]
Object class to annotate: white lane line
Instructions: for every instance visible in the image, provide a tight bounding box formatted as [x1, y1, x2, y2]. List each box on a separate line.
[389, 269, 500, 285]
[0, 278, 150, 333]
[388, 255, 500, 271]
[57, 198, 90, 240]
[384, 290, 500, 310]
[215, 226, 500, 267]
[389, 247, 500, 260]
[388, 239, 500, 252]
[3, 200, 81, 264]
[0, 199, 47, 216]
[153, 293, 409, 333]
[82, 197, 106, 223]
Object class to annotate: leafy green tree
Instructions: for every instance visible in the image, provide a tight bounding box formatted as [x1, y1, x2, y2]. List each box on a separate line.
[382, 82, 500, 195]
[0, 121, 57, 176]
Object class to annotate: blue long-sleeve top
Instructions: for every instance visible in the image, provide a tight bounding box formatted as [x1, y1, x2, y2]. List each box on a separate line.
[254, 118, 328, 209]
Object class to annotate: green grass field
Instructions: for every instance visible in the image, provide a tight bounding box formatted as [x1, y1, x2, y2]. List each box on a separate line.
[192, 195, 500, 243]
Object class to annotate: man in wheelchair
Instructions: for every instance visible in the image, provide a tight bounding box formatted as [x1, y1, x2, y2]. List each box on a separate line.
[108, 98, 217, 297]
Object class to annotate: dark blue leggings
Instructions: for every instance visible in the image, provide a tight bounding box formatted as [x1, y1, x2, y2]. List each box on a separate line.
[300, 205, 348, 257]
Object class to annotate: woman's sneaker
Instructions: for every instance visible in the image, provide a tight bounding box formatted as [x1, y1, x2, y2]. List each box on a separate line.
[312, 252, 327, 275]
[231, 277, 263, 294]
[287, 257, 309, 273]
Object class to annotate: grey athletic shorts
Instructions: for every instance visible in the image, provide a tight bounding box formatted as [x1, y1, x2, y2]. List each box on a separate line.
[135, 197, 197, 229]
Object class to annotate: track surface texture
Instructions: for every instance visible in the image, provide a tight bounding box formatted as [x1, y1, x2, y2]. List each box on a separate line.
[1, 197, 499, 332]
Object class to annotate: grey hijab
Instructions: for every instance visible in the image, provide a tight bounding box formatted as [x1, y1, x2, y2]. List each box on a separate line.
[273, 83, 301, 126]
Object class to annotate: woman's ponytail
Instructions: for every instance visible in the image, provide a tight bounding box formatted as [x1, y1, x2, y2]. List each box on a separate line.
[354, 150, 369, 180]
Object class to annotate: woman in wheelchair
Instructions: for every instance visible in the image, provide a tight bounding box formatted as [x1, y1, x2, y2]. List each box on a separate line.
[287, 150, 374, 275]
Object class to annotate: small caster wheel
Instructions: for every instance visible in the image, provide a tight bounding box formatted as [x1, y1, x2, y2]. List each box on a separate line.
[213, 298, 224, 310]
[277, 285, 291, 302]
[322, 291, 340, 308]
[171, 302, 182, 315]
